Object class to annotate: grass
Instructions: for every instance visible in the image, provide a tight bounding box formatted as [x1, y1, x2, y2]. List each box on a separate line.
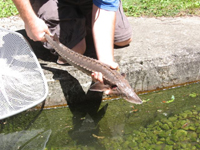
[0, 0, 200, 18]
[0, 0, 18, 18]
[123, 0, 200, 17]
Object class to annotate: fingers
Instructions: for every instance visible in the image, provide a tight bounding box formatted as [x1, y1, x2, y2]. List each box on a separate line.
[91, 61, 119, 83]
[45, 27, 52, 36]
[91, 72, 112, 94]
[40, 29, 52, 42]
[110, 62, 119, 70]
[38, 31, 46, 42]
[25, 17, 51, 42]
[91, 72, 103, 83]
[35, 20, 50, 42]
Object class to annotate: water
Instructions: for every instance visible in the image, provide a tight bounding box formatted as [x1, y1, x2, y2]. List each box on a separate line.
[0, 83, 200, 150]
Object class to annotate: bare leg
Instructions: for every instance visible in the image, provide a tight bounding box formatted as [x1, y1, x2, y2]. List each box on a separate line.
[57, 38, 86, 64]
[114, 38, 132, 47]
[72, 38, 86, 54]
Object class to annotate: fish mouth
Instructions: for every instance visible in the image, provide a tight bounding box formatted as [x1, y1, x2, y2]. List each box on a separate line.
[109, 87, 143, 104]
[124, 93, 143, 104]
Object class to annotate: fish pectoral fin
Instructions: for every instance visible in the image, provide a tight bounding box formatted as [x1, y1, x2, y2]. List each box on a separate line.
[89, 82, 110, 92]
[109, 89, 121, 95]
[121, 73, 126, 78]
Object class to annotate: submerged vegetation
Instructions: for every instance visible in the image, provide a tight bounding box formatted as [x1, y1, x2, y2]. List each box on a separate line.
[1, 83, 200, 149]
[0, 0, 200, 18]
[100, 108, 200, 150]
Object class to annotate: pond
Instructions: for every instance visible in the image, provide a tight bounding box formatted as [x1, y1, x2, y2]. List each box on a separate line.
[0, 82, 200, 150]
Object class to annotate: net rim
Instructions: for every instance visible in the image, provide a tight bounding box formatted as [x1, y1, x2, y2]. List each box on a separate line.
[0, 27, 48, 120]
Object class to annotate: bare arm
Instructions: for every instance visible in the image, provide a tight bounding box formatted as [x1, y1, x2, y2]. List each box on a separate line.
[92, 4, 118, 68]
[12, 0, 50, 41]
[91, 4, 118, 83]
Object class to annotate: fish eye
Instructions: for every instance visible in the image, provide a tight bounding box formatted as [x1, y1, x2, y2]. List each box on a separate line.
[111, 85, 117, 89]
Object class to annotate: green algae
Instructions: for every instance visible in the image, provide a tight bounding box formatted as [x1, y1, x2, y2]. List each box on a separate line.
[1, 83, 200, 149]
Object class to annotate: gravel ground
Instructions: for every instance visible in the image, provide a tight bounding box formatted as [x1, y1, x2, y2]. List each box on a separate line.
[0, 15, 24, 31]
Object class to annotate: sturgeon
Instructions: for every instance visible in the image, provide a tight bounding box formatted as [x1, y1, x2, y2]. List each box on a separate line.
[45, 34, 142, 104]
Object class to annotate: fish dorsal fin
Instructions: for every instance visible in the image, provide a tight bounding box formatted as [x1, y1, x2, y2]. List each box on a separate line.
[89, 82, 110, 92]
[53, 34, 60, 43]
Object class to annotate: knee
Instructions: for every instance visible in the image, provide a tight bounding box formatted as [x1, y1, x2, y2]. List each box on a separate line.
[72, 38, 86, 54]
[114, 38, 132, 47]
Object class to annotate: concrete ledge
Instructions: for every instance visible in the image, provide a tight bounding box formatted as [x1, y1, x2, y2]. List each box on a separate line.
[118, 17, 200, 92]
[1, 16, 200, 107]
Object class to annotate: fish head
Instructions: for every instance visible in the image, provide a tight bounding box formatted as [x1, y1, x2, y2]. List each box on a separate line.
[113, 77, 143, 104]
[122, 89, 143, 104]
[89, 79, 143, 104]
[110, 86, 143, 104]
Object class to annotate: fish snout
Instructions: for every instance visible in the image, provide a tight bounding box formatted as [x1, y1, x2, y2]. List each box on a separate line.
[107, 86, 143, 104]
[124, 92, 143, 104]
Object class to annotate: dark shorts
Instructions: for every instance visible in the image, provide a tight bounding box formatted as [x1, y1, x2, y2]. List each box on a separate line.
[30, 0, 132, 49]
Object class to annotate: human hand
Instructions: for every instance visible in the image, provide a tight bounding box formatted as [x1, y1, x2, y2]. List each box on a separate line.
[91, 61, 118, 82]
[91, 61, 118, 94]
[25, 17, 51, 42]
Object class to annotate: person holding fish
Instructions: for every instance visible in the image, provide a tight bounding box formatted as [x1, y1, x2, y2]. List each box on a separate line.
[12, 0, 132, 86]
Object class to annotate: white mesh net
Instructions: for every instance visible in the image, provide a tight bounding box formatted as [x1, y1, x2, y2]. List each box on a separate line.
[0, 28, 48, 120]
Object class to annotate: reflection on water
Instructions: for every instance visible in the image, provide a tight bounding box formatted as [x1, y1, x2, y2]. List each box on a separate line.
[0, 129, 51, 150]
[0, 83, 200, 150]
